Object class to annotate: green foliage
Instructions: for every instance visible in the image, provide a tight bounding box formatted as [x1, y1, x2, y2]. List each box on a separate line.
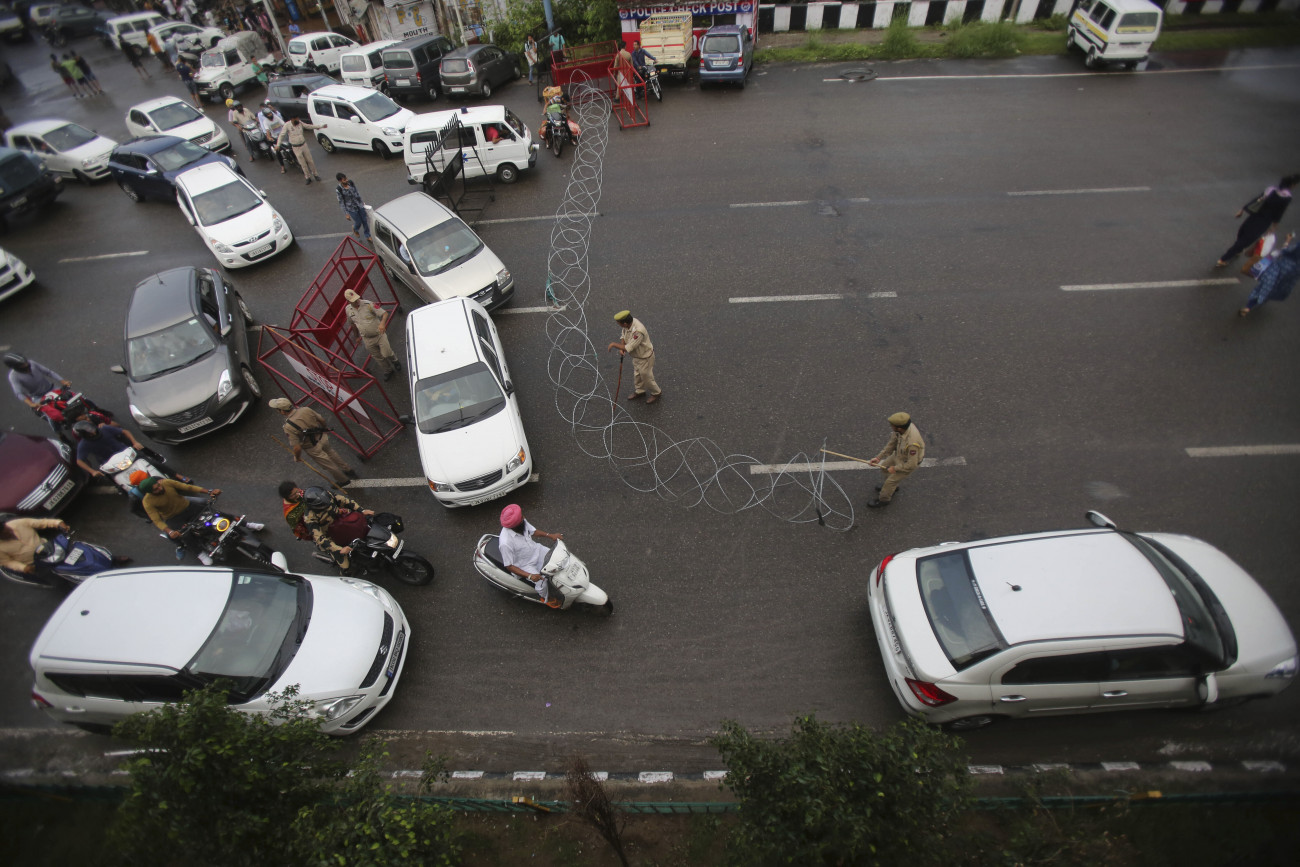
[879, 17, 921, 59]
[486, 0, 620, 56]
[944, 21, 1022, 59]
[484, 0, 548, 56]
[1041, 13, 1071, 32]
[713, 714, 971, 867]
[107, 683, 345, 867]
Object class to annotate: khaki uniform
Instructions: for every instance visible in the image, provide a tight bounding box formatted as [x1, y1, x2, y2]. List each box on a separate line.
[276, 121, 321, 178]
[345, 301, 397, 374]
[303, 491, 364, 569]
[283, 406, 353, 485]
[873, 423, 925, 502]
[621, 317, 660, 397]
[0, 517, 62, 573]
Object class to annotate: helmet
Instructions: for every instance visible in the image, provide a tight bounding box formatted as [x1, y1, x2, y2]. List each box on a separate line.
[3, 352, 28, 371]
[231, 100, 242, 109]
[302, 486, 333, 511]
[225, 98, 235, 107]
[72, 420, 98, 439]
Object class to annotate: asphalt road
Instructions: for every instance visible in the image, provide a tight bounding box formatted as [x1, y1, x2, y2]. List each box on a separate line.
[2, 36, 1299, 771]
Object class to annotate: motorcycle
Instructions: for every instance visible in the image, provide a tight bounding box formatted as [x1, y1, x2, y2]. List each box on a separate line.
[637, 62, 662, 102]
[170, 497, 275, 568]
[35, 388, 114, 443]
[98, 446, 189, 518]
[543, 111, 570, 158]
[242, 121, 274, 160]
[308, 511, 434, 587]
[472, 534, 612, 614]
[0, 529, 119, 589]
[277, 138, 299, 170]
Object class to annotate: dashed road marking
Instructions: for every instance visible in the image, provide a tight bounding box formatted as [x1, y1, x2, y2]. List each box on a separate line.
[1242, 760, 1285, 773]
[499, 305, 566, 315]
[729, 293, 843, 303]
[297, 232, 351, 241]
[513, 771, 546, 781]
[1008, 186, 1150, 197]
[1061, 278, 1238, 291]
[968, 765, 1004, 775]
[1101, 761, 1141, 772]
[638, 771, 673, 784]
[750, 456, 966, 475]
[452, 770, 485, 780]
[479, 212, 600, 225]
[703, 770, 728, 781]
[1169, 760, 1213, 772]
[1186, 444, 1300, 458]
[729, 200, 812, 208]
[1033, 763, 1070, 773]
[59, 251, 149, 263]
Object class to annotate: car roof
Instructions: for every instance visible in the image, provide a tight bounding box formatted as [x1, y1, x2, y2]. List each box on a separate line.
[346, 39, 400, 55]
[174, 160, 244, 195]
[406, 104, 506, 133]
[958, 530, 1182, 645]
[312, 83, 377, 101]
[387, 32, 447, 50]
[129, 95, 189, 113]
[289, 31, 333, 43]
[1091, 0, 1163, 11]
[7, 119, 79, 136]
[113, 134, 188, 156]
[372, 191, 455, 235]
[407, 298, 482, 375]
[126, 267, 201, 336]
[704, 24, 744, 35]
[32, 569, 233, 669]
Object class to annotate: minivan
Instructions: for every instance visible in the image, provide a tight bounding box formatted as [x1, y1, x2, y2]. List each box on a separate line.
[307, 83, 414, 159]
[287, 31, 359, 73]
[697, 24, 755, 87]
[102, 11, 166, 50]
[403, 105, 537, 185]
[438, 44, 520, 100]
[382, 34, 456, 102]
[340, 39, 401, 91]
[1069, 0, 1163, 69]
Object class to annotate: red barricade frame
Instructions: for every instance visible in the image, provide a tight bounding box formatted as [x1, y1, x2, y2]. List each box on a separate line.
[610, 54, 650, 130]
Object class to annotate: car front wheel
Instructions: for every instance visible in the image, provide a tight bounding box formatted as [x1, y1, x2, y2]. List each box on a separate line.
[496, 163, 519, 184]
[317, 134, 335, 153]
[425, 82, 439, 101]
[481, 81, 492, 99]
[240, 365, 261, 397]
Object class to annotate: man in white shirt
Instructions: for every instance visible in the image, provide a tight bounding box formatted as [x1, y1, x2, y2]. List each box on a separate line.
[497, 504, 563, 608]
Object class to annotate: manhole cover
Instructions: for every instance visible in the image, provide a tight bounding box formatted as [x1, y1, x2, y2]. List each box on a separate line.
[839, 67, 877, 82]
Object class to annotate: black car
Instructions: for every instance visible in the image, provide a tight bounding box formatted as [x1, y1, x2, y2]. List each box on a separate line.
[47, 4, 107, 39]
[438, 44, 521, 100]
[112, 267, 260, 444]
[264, 71, 337, 120]
[107, 135, 240, 203]
[381, 33, 455, 102]
[0, 145, 62, 227]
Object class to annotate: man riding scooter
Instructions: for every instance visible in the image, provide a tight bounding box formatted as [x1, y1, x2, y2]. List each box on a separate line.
[498, 504, 564, 609]
[72, 420, 145, 479]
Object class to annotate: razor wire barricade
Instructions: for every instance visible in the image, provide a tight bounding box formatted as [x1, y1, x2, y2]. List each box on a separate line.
[541, 77, 855, 530]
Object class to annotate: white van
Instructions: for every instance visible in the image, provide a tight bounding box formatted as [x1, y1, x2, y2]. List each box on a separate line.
[403, 105, 538, 186]
[287, 31, 359, 73]
[194, 32, 273, 104]
[340, 39, 401, 92]
[307, 84, 414, 159]
[1068, 0, 1162, 70]
[103, 11, 167, 50]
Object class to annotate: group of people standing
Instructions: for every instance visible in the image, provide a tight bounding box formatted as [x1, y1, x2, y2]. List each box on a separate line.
[49, 52, 101, 98]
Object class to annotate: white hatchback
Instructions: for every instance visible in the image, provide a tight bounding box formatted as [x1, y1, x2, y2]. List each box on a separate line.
[30, 565, 411, 735]
[4, 119, 117, 183]
[307, 83, 414, 159]
[125, 96, 231, 153]
[406, 298, 531, 507]
[866, 511, 1298, 730]
[174, 162, 293, 269]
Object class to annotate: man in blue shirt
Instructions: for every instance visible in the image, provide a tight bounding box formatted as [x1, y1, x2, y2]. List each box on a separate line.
[6, 353, 70, 408]
[72, 420, 145, 478]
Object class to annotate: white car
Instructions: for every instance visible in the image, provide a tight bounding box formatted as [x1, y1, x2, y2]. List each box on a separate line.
[407, 297, 532, 508]
[0, 247, 35, 303]
[174, 162, 293, 269]
[307, 83, 414, 158]
[149, 20, 224, 54]
[4, 120, 117, 184]
[866, 511, 1298, 731]
[29, 565, 411, 735]
[369, 192, 514, 309]
[339, 39, 402, 91]
[125, 96, 231, 153]
[287, 31, 359, 73]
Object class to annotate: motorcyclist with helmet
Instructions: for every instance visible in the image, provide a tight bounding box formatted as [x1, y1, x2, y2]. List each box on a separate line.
[226, 98, 259, 161]
[5, 353, 71, 408]
[258, 102, 289, 173]
[72, 420, 145, 479]
[299, 486, 374, 572]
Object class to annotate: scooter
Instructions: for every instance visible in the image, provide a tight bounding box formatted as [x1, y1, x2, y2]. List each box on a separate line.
[170, 497, 275, 568]
[34, 388, 114, 443]
[472, 534, 612, 613]
[308, 512, 434, 586]
[242, 121, 274, 160]
[0, 529, 119, 589]
[98, 446, 189, 518]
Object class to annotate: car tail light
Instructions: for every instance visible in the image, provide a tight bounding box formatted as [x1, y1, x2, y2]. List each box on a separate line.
[30, 691, 52, 710]
[415, 71, 422, 83]
[905, 678, 956, 708]
[466, 60, 475, 72]
[875, 553, 897, 587]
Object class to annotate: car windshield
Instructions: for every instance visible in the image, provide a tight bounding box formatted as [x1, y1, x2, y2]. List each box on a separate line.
[200, 48, 226, 68]
[381, 51, 413, 69]
[1122, 534, 1228, 666]
[1118, 12, 1159, 30]
[413, 362, 505, 433]
[148, 101, 204, 131]
[191, 177, 263, 225]
[186, 572, 311, 703]
[42, 123, 97, 152]
[406, 217, 483, 276]
[340, 55, 366, 72]
[0, 153, 41, 194]
[151, 139, 212, 172]
[504, 108, 525, 136]
[916, 551, 1007, 670]
[703, 34, 740, 53]
[288, 41, 306, 55]
[127, 316, 217, 379]
[354, 91, 400, 122]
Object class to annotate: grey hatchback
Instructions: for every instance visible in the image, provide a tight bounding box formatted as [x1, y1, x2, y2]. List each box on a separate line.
[113, 267, 260, 444]
[439, 44, 520, 99]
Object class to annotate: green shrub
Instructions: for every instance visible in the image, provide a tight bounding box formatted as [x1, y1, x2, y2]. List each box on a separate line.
[945, 21, 1022, 58]
[1041, 13, 1070, 31]
[879, 17, 921, 59]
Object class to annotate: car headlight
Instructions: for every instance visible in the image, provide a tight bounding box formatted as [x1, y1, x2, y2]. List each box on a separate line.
[314, 695, 365, 721]
[57, 440, 73, 461]
[213, 240, 235, 255]
[506, 448, 526, 473]
[496, 267, 511, 287]
[381, 126, 399, 137]
[81, 157, 101, 168]
[1265, 655, 1298, 679]
[339, 575, 382, 599]
[216, 369, 233, 401]
[428, 479, 454, 493]
[129, 403, 159, 427]
[272, 214, 284, 233]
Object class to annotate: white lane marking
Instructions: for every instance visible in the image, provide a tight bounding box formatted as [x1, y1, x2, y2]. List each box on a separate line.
[872, 63, 1300, 82]
[499, 305, 566, 315]
[58, 251, 149, 263]
[1008, 186, 1150, 197]
[1185, 444, 1300, 458]
[729, 293, 843, 303]
[391, 769, 423, 779]
[1032, 763, 1069, 773]
[638, 771, 673, 783]
[479, 212, 599, 225]
[590, 771, 609, 781]
[452, 770, 485, 779]
[1169, 760, 1213, 772]
[729, 200, 812, 208]
[868, 291, 897, 298]
[968, 765, 1004, 775]
[703, 770, 728, 781]
[1242, 760, 1285, 773]
[297, 232, 351, 241]
[513, 771, 546, 781]
[750, 456, 966, 475]
[1061, 278, 1238, 291]
[1101, 762, 1141, 772]
[847, 197, 871, 203]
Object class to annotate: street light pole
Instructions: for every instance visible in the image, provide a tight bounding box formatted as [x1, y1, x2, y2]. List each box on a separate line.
[260, 0, 289, 57]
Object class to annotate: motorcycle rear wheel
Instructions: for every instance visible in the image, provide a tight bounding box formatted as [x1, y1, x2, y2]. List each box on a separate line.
[389, 552, 434, 586]
[551, 131, 563, 158]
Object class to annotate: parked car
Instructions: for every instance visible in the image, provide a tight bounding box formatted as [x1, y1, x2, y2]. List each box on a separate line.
[0, 245, 35, 301]
[406, 297, 531, 507]
[100, 10, 165, 50]
[369, 192, 514, 310]
[46, 4, 107, 39]
[306, 83, 413, 158]
[26, 1, 58, 27]
[30, 564, 411, 734]
[110, 266, 259, 444]
[0, 144, 62, 225]
[697, 24, 755, 88]
[339, 38, 400, 92]
[403, 104, 537, 185]
[148, 19, 223, 53]
[4, 119, 116, 184]
[287, 31, 358, 73]
[125, 96, 230, 153]
[109, 135, 241, 203]
[193, 31, 273, 104]
[866, 511, 1298, 731]
[438, 44, 520, 100]
[0, 7, 27, 42]
[381, 33, 455, 102]
[0, 432, 83, 517]
[173, 162, 293, 269]
[264, 70, 338, 121]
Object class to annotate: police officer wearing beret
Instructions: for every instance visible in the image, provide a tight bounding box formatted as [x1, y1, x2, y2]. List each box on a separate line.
[866, 412, 925, 507]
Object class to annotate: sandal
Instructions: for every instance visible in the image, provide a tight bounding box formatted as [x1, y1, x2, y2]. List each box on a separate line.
[1238, 308, 1250, 317]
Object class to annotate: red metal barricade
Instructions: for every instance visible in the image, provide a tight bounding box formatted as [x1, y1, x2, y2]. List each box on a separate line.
[610, 54, 649, 130]
[289, 236, 402, 363]
[550, 40, 619, 96]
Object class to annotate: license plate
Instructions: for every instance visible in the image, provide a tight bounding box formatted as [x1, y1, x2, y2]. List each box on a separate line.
[450, 86, 465, 92]
[385, 630, 405, 678]
[396, 78, 410, 86]
[11, 196, 26, 208]
[65, 547, 83, 564]
[465, 489, 509, 507]
[247, 243, 272, 257]
[45, 478, 75, 509]
[177, 417, 213, 434]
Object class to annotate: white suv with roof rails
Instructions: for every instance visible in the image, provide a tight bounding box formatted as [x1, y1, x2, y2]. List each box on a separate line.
[306, 83, 414, 159]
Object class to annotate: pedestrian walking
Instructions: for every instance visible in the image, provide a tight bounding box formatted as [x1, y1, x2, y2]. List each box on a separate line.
[1216, 175, 1298, 267]
[607, 310, 661, 403]
[276, 116, 323, 184]
[50, 53, 81, 97]
[524, 35, 539, 84]
[147, 30, 172, 71]
[60, 54, 93, 98]
[1239, 234, 1300, 317]
[268, 398, 358, 487]
[71, 51, 103, 95]
[342, 289, 399, 380]
[121, 41, 151, 79]
[174, 56, 201, 107]
[548, 29, 566, 64]
[865, 412, 925, 508]
[335, 173, 371, 241]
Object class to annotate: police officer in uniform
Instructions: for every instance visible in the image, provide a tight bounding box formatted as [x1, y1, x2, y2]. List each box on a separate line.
[343, 289, 400, 380]
[607, 310, 661, 403]
[269, 398, 357, 487]
[867, 412, 925, 507]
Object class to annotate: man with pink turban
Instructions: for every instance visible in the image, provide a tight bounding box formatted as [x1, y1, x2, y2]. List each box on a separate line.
[498, 504, 564, 608]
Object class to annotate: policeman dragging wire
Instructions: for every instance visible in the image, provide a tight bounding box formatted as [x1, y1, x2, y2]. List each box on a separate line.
[821, 411, 926, 509]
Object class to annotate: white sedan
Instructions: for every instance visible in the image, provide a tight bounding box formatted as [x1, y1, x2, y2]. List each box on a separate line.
[866, 511, 1297, 730]
[125, 96, 230, 153]
[174, 162, 293, 269]
[4, 120, 117, 184]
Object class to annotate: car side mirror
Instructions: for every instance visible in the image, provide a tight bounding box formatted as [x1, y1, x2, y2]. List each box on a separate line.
[109, 365, 126, 375]
[350, 115, 363, 124]
[398, 414, 413, 425]
[258, 189, 267, 197]
[1085, 510, 1116, 530]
